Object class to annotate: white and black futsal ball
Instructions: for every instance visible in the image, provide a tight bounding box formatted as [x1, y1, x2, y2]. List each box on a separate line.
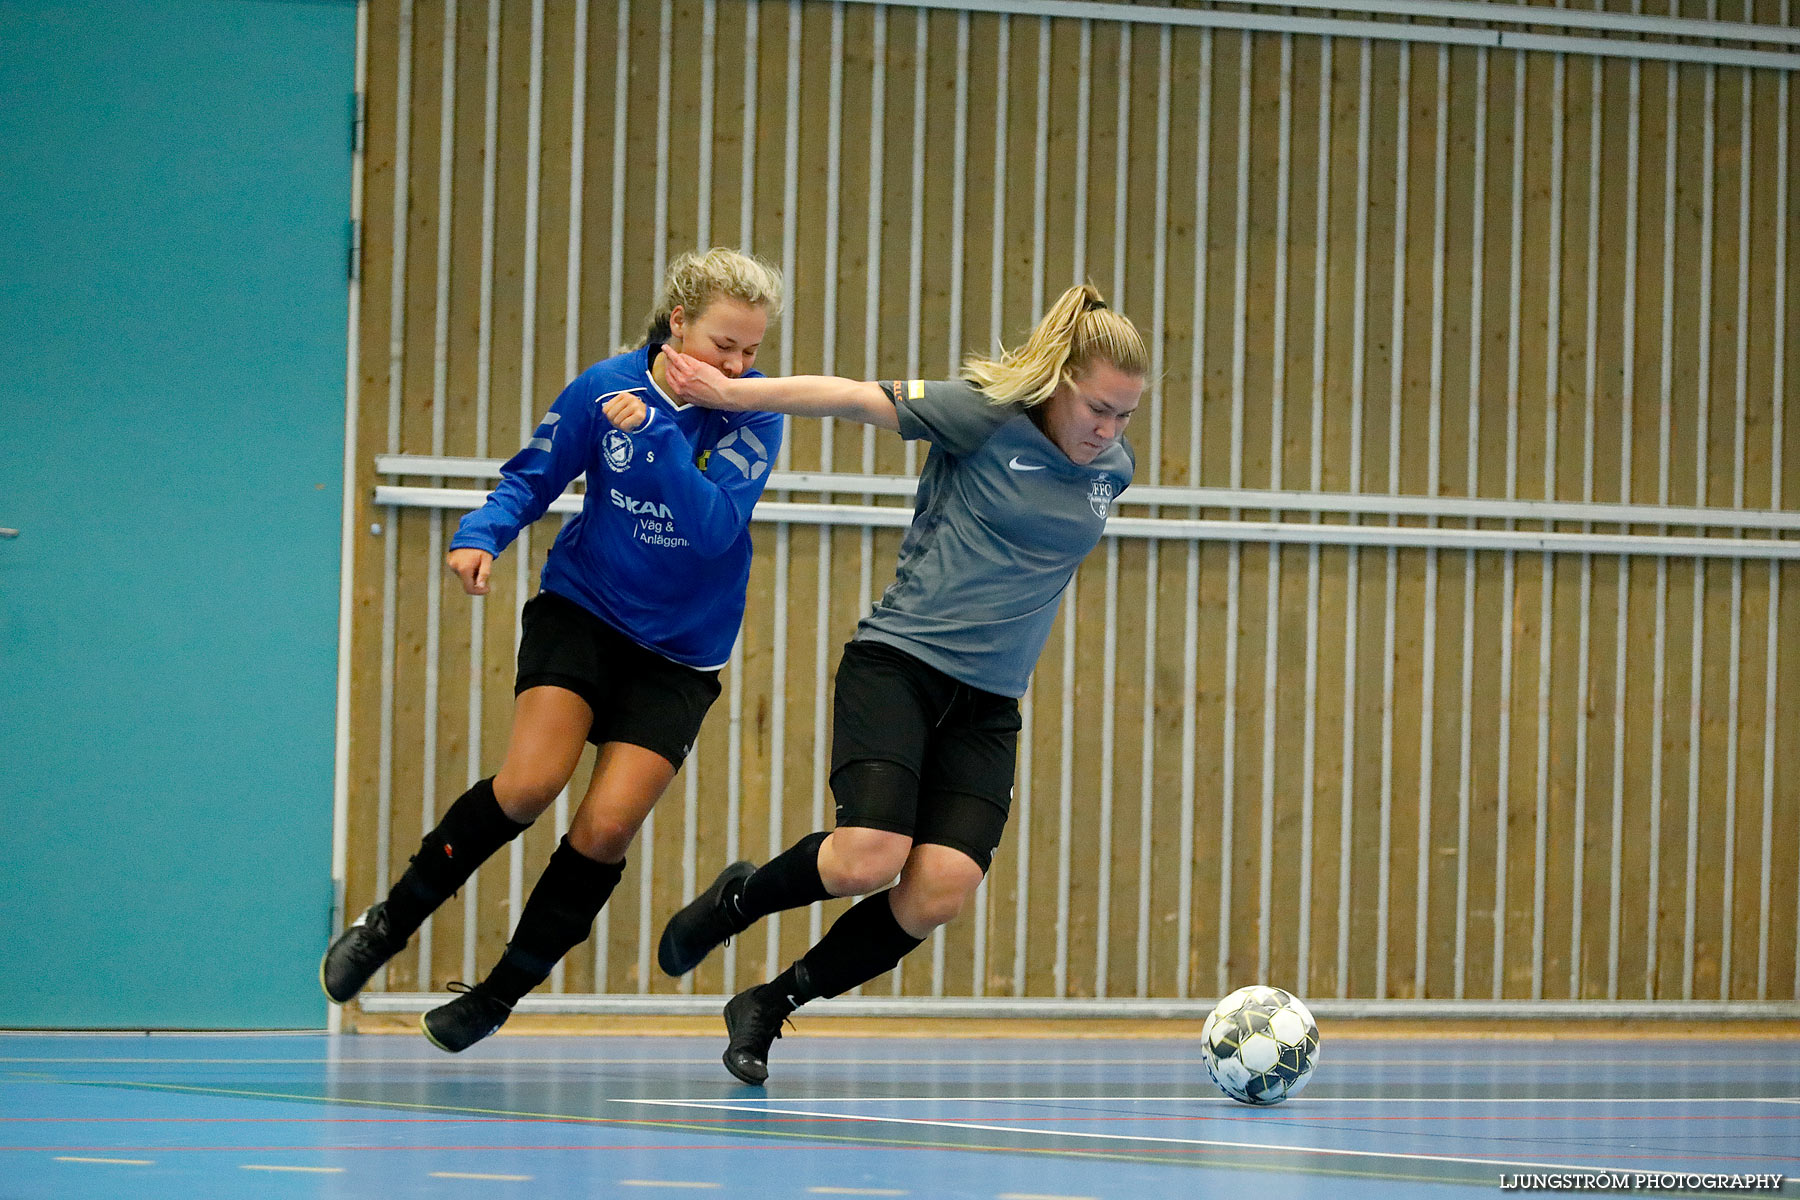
[1200, 985, 1320, 1106]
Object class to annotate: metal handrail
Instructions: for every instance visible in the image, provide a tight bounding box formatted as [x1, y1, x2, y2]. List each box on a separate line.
[825, 0, 1800, 71]
[374, 454, 1800, 533]
[373, 481, 1800, 560]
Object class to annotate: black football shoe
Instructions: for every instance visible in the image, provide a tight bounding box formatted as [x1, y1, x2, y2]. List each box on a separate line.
[319, 903, 406, 1005]
[420, 982, 513, 1053]
[721, 984, 795, 1086]
[656, 860, 756, 977]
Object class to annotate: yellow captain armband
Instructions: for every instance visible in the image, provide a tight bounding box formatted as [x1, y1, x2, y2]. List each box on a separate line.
[883, 379, 926, 405]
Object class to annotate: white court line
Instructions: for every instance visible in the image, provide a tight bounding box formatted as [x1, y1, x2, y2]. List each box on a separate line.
[623, 1097, 1795, 1176]
[431, 1171, 534, 1181]
[240, 1164, 345, 1173]
[998, 1194, 1097, 1200]
[53, 1156, 153, 1165]
[807, 1189, 909, 1196]
[618, 1182, 721, 1190]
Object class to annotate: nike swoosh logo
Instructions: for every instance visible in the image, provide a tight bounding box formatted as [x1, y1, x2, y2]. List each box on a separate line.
[1008, 456, 1046, 471]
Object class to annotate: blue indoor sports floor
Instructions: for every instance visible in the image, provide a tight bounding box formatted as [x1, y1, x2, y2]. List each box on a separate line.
[3, 1029, 1795, 1198]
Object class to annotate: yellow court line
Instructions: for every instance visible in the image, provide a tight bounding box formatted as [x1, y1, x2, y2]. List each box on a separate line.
[430, 1171, 534, 1181]
[53, 1156, 153, 1165]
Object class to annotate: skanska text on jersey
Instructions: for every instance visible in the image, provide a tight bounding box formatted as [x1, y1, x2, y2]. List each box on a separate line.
[610, 488, 689, 549]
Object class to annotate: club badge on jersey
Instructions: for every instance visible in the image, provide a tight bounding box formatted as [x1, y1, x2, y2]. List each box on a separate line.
[603, 428, 634, 471]
[1089, 476, 1116, 519]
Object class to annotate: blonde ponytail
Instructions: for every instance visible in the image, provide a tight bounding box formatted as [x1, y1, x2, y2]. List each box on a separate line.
[642, 247, 784, 343]
[961, 283, 1148, 408]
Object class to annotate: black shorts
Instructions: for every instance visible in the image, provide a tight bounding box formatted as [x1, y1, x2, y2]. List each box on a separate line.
[828, 638, 1022, 872]
[515, 590, 721, 769]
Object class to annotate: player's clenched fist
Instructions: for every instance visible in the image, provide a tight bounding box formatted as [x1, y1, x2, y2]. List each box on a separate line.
[602, 391, 648, 431]
[445, 546, 493, 595]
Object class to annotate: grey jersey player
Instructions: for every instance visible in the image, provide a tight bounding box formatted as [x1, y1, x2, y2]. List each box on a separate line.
[861, 375, 1135, 700]
[655, 284, 1147, 1085]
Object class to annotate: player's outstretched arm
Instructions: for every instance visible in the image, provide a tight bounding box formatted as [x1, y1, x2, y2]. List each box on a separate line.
[664, 349, 898, 431]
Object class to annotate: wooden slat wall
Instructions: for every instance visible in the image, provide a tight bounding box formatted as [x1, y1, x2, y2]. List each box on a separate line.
[347, 0, 1800, 1006]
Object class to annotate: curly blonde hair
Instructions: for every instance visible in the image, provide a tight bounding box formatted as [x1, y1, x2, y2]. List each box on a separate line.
[961, 284, 1148, 408]
[643, 247, 784, 342]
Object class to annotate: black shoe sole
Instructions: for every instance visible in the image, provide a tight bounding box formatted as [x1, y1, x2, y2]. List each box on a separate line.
[419, 1013, 459, 1053]
[319, 908, 402, 1005]
[722, 1048, 769, 1086]
[657, 860, 755, 978]
[721, 988, 779, 1086]
[318, 952, 348, 1005]
[419, 1002, 509, 1054]
[320, 942, 393, 1006]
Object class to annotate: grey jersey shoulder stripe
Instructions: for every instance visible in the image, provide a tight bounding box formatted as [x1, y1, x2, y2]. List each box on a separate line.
[525, 410, 563, 453]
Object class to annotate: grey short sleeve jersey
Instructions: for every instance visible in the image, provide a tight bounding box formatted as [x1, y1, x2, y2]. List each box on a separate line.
[855, 378, 1135, 698]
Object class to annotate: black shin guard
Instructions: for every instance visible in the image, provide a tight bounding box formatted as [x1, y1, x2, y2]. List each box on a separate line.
[484, 837, 625, 1006]
[735, 831, 833, 922]
[385, 778, 531, 939]
[768, 891, 923, 1009]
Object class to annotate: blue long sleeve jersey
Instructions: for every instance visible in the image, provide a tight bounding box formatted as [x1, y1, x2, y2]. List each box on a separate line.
[450, 344, 784, 670]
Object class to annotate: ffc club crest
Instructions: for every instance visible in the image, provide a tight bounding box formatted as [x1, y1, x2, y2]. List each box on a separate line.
[1089, 476, 1116, 519]
[603, 427, 634, 471]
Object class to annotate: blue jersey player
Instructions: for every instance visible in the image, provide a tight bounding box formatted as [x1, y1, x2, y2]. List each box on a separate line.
[656, 284, 1148, 1084]
[322, 249, 785, 1051]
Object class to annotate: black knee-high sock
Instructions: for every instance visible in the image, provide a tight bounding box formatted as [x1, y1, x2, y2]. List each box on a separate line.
[762, 891, 923, 1012]
[732, 831, 834, 922]
[483, 837, 625, 1006]
[384, 778, 531, 939]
